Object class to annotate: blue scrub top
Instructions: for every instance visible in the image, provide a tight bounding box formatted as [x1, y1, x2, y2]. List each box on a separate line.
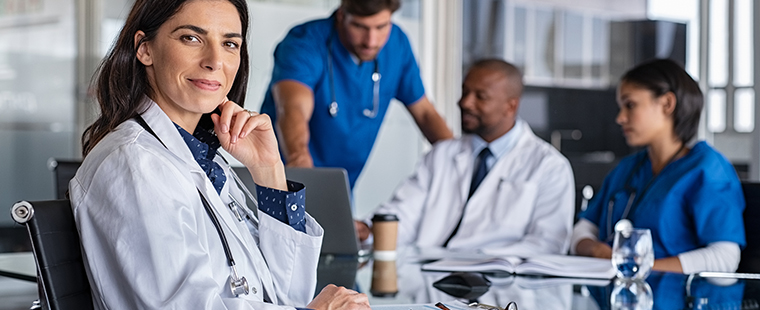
[260, 12, 426, 189]
[579, 141, 746, 259]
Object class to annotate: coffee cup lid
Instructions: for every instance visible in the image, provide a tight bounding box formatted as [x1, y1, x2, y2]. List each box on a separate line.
[372, 214, 399, 222]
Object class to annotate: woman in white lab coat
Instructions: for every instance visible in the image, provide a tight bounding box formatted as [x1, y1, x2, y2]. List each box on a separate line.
[70, 0, 370, 309]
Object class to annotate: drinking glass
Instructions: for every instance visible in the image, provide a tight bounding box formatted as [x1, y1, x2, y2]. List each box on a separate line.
[612, 228, 654, 280]
[610, 278, 653, 310]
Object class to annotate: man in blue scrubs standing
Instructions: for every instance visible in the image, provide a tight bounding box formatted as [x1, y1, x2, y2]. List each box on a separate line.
[260, 0, 452, 189]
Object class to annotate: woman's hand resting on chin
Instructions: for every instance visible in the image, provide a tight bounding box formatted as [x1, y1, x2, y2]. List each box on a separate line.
[211, 99, 287, 190]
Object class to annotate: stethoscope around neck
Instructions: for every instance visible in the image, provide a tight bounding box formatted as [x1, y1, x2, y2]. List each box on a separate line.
[326, 35, 381, 118]
[135, 115, 260, 298]
[605, 144, 686, 242]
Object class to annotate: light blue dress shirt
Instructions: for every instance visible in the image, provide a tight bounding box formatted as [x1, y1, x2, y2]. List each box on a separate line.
[469, 118, 525, 170]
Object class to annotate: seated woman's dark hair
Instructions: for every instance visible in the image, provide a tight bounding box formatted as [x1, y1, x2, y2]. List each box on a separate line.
[82, 0, 250, 156]
[621, 58, 703, 143]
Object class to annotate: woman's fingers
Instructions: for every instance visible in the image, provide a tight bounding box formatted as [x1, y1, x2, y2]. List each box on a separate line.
[217, 98, 234, 134]
[228, 110, 249, 143]
[216, 99, 268, 144]
[308, 285, 370, 310]
[240, 112, 272, 138]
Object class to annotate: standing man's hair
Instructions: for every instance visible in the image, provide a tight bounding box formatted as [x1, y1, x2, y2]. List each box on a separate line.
[341, 0, 400, 16]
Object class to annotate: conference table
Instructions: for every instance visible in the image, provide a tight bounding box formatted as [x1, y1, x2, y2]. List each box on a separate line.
[344, 250, 760, 310]
[3, 251, 760, 309]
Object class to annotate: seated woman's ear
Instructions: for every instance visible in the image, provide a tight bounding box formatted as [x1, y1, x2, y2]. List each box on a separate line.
[134, 30, 153, 66]
[661, 91, 677, 116]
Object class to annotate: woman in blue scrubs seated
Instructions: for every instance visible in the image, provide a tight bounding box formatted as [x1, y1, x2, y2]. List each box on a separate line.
[571, 59, 746, 274]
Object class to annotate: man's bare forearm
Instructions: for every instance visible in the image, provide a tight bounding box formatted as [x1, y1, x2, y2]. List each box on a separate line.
[272, 80, 316, 167]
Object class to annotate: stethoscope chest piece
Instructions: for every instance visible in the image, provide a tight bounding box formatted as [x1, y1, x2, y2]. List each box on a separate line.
[230, 269, 250, 297]
[329, 101, 339, 117]
[326, 33, 380, 119]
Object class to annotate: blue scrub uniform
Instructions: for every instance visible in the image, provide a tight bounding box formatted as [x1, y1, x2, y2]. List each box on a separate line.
[260, 12, 426, 189]
[579, 141, 746, 259]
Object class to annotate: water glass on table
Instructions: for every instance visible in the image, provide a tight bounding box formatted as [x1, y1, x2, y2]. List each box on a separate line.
[612, 227, 654, 280]
[610, 278, 653, 310]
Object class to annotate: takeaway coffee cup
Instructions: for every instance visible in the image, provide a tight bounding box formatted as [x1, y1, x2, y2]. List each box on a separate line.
[371, 214, 399, 261]
[371, 259, 398, 297]
[370, 214, 399, 297]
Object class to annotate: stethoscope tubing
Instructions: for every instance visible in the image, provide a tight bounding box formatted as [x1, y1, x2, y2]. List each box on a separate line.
[135, 115, 255, 296]
[605, 145, 686, 241]
[326, 33, 380, 118]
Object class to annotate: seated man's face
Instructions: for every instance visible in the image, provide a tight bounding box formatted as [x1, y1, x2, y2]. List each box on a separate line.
[458, 67, 517, 141]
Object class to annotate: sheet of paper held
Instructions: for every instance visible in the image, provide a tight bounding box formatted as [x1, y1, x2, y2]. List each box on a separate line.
[372, 300, 516, 310]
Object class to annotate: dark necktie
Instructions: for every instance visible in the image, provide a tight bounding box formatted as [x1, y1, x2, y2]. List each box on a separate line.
[468, 147, 493, 198]
[443, 147, 493, 247]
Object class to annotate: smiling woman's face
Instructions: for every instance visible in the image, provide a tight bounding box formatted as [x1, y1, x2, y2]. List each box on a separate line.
[135, 0, 242, 130]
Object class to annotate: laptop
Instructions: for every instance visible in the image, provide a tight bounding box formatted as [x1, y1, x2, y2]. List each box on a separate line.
[231, 166, 362, 256]
[231, 166, 360, 290]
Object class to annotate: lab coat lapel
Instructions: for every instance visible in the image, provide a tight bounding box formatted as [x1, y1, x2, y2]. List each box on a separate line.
[142, 104, 256, 254]
[141, 101, 279, 302]
[141, 102, 259, 269]
[468, 123, 531, 200]
[454, 136, 475, 203]
[198, 177, 278, 304]
[140, 101, 204, 171]
[494, 122, 532, 181]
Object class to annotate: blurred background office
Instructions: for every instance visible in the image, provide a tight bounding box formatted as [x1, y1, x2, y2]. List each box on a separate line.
[0, 0, 757, 252]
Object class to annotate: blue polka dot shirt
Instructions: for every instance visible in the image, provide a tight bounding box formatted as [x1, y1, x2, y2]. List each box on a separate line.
[175, 124, 307, 233]
[256, 181, 307, 233]
[175, 124, 226, 194]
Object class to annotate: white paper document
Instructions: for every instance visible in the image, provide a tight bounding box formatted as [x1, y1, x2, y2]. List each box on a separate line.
[421, 254, 616, 279]
[402, 246, 499, 262]
[372, 300, 472, 310]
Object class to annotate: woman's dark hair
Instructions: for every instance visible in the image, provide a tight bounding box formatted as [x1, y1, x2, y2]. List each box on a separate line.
[82, 0, 250, 156]
[341, 0, 400, 16]
[621, 58, 703, 143]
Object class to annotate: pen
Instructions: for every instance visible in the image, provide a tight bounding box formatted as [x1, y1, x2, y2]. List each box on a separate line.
[435, 302, 451, 310]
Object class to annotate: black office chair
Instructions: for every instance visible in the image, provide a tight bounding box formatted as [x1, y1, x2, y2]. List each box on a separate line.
[11, 200, 94, 310]
[738, 182, 760, 273]
[47, 159, 81, 199]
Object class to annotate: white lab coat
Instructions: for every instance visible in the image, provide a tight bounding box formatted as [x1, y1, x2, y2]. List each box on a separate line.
[69, 100, 323, 310]
[373, 121, 574, 256]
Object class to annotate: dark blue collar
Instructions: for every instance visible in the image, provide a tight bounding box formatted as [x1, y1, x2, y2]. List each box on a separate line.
[174, 124, 226, 194]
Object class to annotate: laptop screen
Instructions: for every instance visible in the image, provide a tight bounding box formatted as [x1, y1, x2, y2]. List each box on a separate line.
[232, 166, 361, 256]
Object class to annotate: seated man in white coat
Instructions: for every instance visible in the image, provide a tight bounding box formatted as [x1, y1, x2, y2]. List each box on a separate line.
[356, 59, 575, 256]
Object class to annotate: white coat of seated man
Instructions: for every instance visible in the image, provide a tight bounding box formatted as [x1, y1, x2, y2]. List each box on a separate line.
[356, 59, 575, 257]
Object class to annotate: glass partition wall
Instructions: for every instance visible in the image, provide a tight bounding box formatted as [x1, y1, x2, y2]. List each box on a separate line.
[0, 0, 78, 227]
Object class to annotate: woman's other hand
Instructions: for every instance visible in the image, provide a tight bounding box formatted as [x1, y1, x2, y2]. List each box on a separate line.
[212, 99, 287, 190]
[576, 238, 613, 259]
[307, 285, 370, 310]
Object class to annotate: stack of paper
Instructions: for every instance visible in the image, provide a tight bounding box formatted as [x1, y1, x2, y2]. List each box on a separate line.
[422, 254, 616, 279]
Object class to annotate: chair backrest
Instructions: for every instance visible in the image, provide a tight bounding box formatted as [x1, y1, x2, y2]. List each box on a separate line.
[11, 200, 94, 310]
[739, 182, 760, 273]
[48, 159, 82, 199]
